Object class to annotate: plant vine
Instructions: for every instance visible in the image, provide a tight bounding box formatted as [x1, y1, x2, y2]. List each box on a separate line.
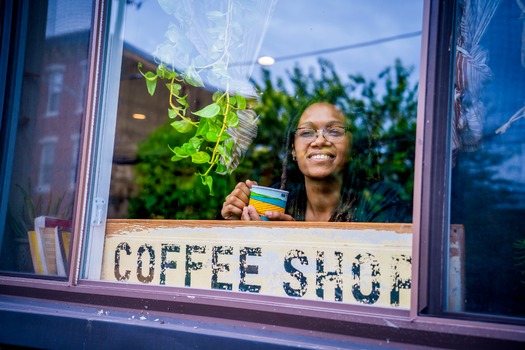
[137, 0, 255, 195]
[139, 62, 247, 195]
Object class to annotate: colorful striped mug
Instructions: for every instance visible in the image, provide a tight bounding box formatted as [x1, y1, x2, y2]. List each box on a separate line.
[249, 185, 289, 220]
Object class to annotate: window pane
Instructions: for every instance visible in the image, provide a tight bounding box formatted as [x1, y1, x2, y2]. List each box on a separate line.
[0, 0, 92, 276]
[449, 0, 525, 318]
[107, 0, 422, 221]
[85, 0, 423, 309]
[45, 65, 65, 116]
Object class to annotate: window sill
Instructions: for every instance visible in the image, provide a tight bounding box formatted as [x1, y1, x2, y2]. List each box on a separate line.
[0, 277, 524, 348]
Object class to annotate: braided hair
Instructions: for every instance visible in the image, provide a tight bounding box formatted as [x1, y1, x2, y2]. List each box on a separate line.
[277, 101, 410, 222]
[278, 101, 359, 222]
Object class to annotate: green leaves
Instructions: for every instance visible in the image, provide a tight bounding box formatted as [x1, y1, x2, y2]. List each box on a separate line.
[191, 151, 211, 164]
[225, 110, 239, 127]
[192, 103, 220, 118]
[201, 175, 214, 196]
[166, 82, 182, 95]
[138, 61, 251, 195]
[138, 63, 158, 96]
[235, 94, 246, 109]
[170, 118, 194, 133]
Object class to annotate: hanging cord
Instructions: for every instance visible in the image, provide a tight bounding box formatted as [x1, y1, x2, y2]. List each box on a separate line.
[495, 104, 525, 134]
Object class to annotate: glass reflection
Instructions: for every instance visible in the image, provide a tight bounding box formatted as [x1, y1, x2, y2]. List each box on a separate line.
[109, 0, 423, 221]
[0, 0, 92, 275]
[450, 0, 525, 318]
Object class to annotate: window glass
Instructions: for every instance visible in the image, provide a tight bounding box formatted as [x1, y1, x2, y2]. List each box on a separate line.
[45, 65, 65, 117]
[108, 0, 423, 221]
[0, 0, 92, 276]
[38, 137, 58, 193]
[86, 0, 423, 309]
[449, 0, 525, 318]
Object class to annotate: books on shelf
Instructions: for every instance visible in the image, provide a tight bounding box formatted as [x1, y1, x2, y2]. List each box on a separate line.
[28, 216, 72, 276]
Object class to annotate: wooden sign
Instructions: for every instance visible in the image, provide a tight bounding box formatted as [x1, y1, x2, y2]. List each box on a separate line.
[101, 220, 413, 308]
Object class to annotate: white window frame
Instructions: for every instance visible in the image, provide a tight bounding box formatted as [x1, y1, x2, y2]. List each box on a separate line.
[76, 60, 88, 114]
[37, 136, 58, 193]
[45, 64, 65, 117]
[81, 0, 126, 280]
[70, 133, 80, 191]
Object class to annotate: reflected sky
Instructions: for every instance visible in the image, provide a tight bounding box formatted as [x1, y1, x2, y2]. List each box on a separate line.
[259, 1, 423, 82]
[123, 0, 424, 86]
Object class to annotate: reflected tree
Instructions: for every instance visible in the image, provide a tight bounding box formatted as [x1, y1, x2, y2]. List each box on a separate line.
[129, 58, 418, 219]
[245, 58, 417, 202]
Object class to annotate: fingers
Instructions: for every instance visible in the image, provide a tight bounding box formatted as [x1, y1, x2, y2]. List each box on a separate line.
[245, 179, 258, 188]
[228, 204, 295, 222]
[242, 205, 262, 221]
[222, 179, 293, 222]
[221, 201, 241, 220]
[241, 206, 251, 220]
[234, 182, 251, 203]
[265, 211, 295, 221]
[241, 206, 294, 222]
[221, 180, 257, 220]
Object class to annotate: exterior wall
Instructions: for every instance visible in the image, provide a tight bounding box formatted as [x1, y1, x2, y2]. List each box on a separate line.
[0, 0, 524, 348]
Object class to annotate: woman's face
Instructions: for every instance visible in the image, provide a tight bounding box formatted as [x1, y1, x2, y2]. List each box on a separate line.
[292, 103, 352, 181]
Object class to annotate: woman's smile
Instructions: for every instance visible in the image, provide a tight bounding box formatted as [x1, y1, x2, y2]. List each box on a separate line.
[307, 152, 335, 161]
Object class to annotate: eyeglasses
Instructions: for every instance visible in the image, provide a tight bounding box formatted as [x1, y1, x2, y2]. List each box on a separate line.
[292, 126, 350, 143]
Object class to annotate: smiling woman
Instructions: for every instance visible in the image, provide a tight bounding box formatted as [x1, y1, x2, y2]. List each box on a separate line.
[221, 102, 411, 222]
[286, 102, 410, 222]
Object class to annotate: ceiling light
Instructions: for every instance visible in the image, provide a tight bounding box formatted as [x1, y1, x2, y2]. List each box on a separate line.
[132, 113, 146, 120]
[258, 56, 275, 66]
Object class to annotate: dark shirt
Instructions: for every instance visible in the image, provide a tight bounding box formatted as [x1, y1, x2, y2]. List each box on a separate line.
[279, 180, 411, 223]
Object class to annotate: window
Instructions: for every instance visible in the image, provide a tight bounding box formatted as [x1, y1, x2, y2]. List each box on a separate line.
[45, 65, 65, 117]
[413, 0, 525, 324]
[0, 0, 91, 275]
[447, 0, 525, 318]
[1, 1, 524, 348]
[82, 0, 424, 310]
[106, 1, 422, 223]
[70, 133, 80, 190]
[76, 60, 88, 114]
[37, 136, 57, 193]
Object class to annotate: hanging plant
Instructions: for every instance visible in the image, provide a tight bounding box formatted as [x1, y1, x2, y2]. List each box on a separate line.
[138, 0, 274, 195]
[139, 62, 251, 195]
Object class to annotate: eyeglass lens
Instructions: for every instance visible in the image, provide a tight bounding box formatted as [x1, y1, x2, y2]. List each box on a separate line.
[296, 127, 346, 142]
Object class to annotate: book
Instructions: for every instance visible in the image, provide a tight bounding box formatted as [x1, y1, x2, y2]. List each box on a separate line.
[28, 216, 72, 276]
[55, 225, 72, 276]
[27, 230, 47, 274]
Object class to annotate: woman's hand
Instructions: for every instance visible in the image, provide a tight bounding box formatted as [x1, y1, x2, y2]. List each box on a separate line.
[222, 180, 295, 221]
[221, 179, 257, 220]
[264, 210, 295, 221]
[241, 206, 295, 221]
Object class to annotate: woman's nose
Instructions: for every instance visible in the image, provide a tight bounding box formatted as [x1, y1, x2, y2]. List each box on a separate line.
[310, 130, 329, 146]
